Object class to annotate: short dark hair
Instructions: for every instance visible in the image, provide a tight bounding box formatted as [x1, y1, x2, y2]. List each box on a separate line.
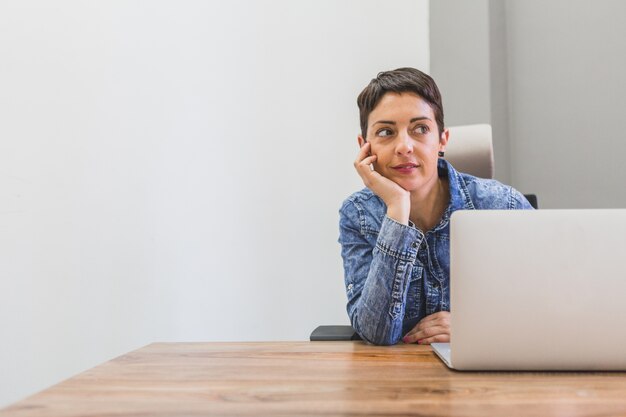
[357, 67, 444, 138]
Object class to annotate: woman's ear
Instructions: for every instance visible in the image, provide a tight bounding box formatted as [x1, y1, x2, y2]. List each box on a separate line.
[358, 135, 367, 148]
[439, 128, 450, 153]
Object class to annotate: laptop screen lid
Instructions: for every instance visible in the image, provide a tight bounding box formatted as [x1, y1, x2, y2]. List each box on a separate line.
[449, 209, 626, 371]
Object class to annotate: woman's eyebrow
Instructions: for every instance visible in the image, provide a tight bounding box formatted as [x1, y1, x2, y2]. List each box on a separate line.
[410, 117, 431, 123]
[373, 116, 431, 125]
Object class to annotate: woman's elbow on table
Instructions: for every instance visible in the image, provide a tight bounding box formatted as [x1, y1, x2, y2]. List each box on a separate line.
[351, 315, 402, 346]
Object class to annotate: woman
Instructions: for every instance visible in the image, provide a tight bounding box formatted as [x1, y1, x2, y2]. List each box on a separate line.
[339, 68, 533, 346]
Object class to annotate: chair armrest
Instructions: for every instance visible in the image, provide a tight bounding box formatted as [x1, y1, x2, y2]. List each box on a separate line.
[524, 194, 538, 209]
[310, 325, 362, 341]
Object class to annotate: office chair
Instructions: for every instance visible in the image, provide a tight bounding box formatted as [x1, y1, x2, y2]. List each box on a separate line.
[311, 124, 537, 341]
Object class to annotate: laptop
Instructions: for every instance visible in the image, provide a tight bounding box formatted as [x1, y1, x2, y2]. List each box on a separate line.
[431, 209, 626, 371]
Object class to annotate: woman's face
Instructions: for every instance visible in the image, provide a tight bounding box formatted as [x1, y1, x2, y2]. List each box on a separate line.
[358, 92, 448, 193]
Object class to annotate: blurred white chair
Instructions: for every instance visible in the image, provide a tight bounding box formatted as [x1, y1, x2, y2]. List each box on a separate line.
[445, 124, 537, 208]
[445, 124, 494, 179]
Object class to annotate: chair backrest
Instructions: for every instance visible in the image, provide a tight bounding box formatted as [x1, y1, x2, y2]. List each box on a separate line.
[445, 124, 494, 179]
[444, 124, 537, 208]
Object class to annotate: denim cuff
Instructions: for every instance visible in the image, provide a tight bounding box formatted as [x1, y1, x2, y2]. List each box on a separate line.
[375, 216, 424, 262]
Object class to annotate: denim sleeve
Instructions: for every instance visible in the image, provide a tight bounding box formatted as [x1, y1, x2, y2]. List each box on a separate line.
[339, 201, 424, 345]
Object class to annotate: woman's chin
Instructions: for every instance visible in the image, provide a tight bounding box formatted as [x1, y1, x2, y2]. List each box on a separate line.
[392, 178, 423, 192]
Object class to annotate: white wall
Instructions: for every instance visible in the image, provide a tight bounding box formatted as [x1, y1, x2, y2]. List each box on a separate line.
[430, 0, 511, 183]
[0, 0, 430, 407]
[430, 0, 491, 125]
[431, 0, 626, 207]
[506, 0, 626, 208]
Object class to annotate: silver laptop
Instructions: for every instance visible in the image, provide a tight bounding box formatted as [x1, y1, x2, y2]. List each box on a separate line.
[431, 209, 626, 371]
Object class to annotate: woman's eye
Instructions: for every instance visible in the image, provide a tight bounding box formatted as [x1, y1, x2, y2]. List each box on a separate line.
[413, 125, 429, 134]
[376, 128, 393, 137]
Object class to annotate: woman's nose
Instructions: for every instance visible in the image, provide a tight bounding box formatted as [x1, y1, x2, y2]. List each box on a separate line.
[395, 132, 413, 154]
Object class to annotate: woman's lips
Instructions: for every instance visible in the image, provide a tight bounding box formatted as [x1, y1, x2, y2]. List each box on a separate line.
[391, 163, 419, 174]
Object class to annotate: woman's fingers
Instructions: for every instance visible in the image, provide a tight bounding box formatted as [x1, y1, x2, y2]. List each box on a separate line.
[403, 325, 447, 342]
[416, 334, 450, 345]
[421, 311, 450, 322]
[354, 143, 380, 185]
[358, 154, 377, 168]
[403, 311, 451, 344]
[354, 142, 371, 163]
[403, 325, 449, 344]
[405, 312, 450, 336]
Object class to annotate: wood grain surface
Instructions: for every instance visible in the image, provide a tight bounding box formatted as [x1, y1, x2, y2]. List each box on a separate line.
[3, 341, 626, 417]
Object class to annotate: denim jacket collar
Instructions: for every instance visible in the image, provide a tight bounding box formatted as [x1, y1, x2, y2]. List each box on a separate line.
[430, 159, 476, 233]
[441, 158, 475, 211]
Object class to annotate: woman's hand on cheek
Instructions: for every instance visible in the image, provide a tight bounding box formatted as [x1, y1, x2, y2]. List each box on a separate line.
[354, 142, 410, 224]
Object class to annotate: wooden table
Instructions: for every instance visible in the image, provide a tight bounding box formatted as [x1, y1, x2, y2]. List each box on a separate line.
[3, 341, 626, 416]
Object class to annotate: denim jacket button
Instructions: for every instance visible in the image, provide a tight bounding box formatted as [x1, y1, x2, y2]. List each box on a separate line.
[411, 242, 418, 248]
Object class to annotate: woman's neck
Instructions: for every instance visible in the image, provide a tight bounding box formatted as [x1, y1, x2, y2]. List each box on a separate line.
[409, 177, 450, 232]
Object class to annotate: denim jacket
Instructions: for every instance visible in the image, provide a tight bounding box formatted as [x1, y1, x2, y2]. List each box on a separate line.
[338, 159, 534, 345]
